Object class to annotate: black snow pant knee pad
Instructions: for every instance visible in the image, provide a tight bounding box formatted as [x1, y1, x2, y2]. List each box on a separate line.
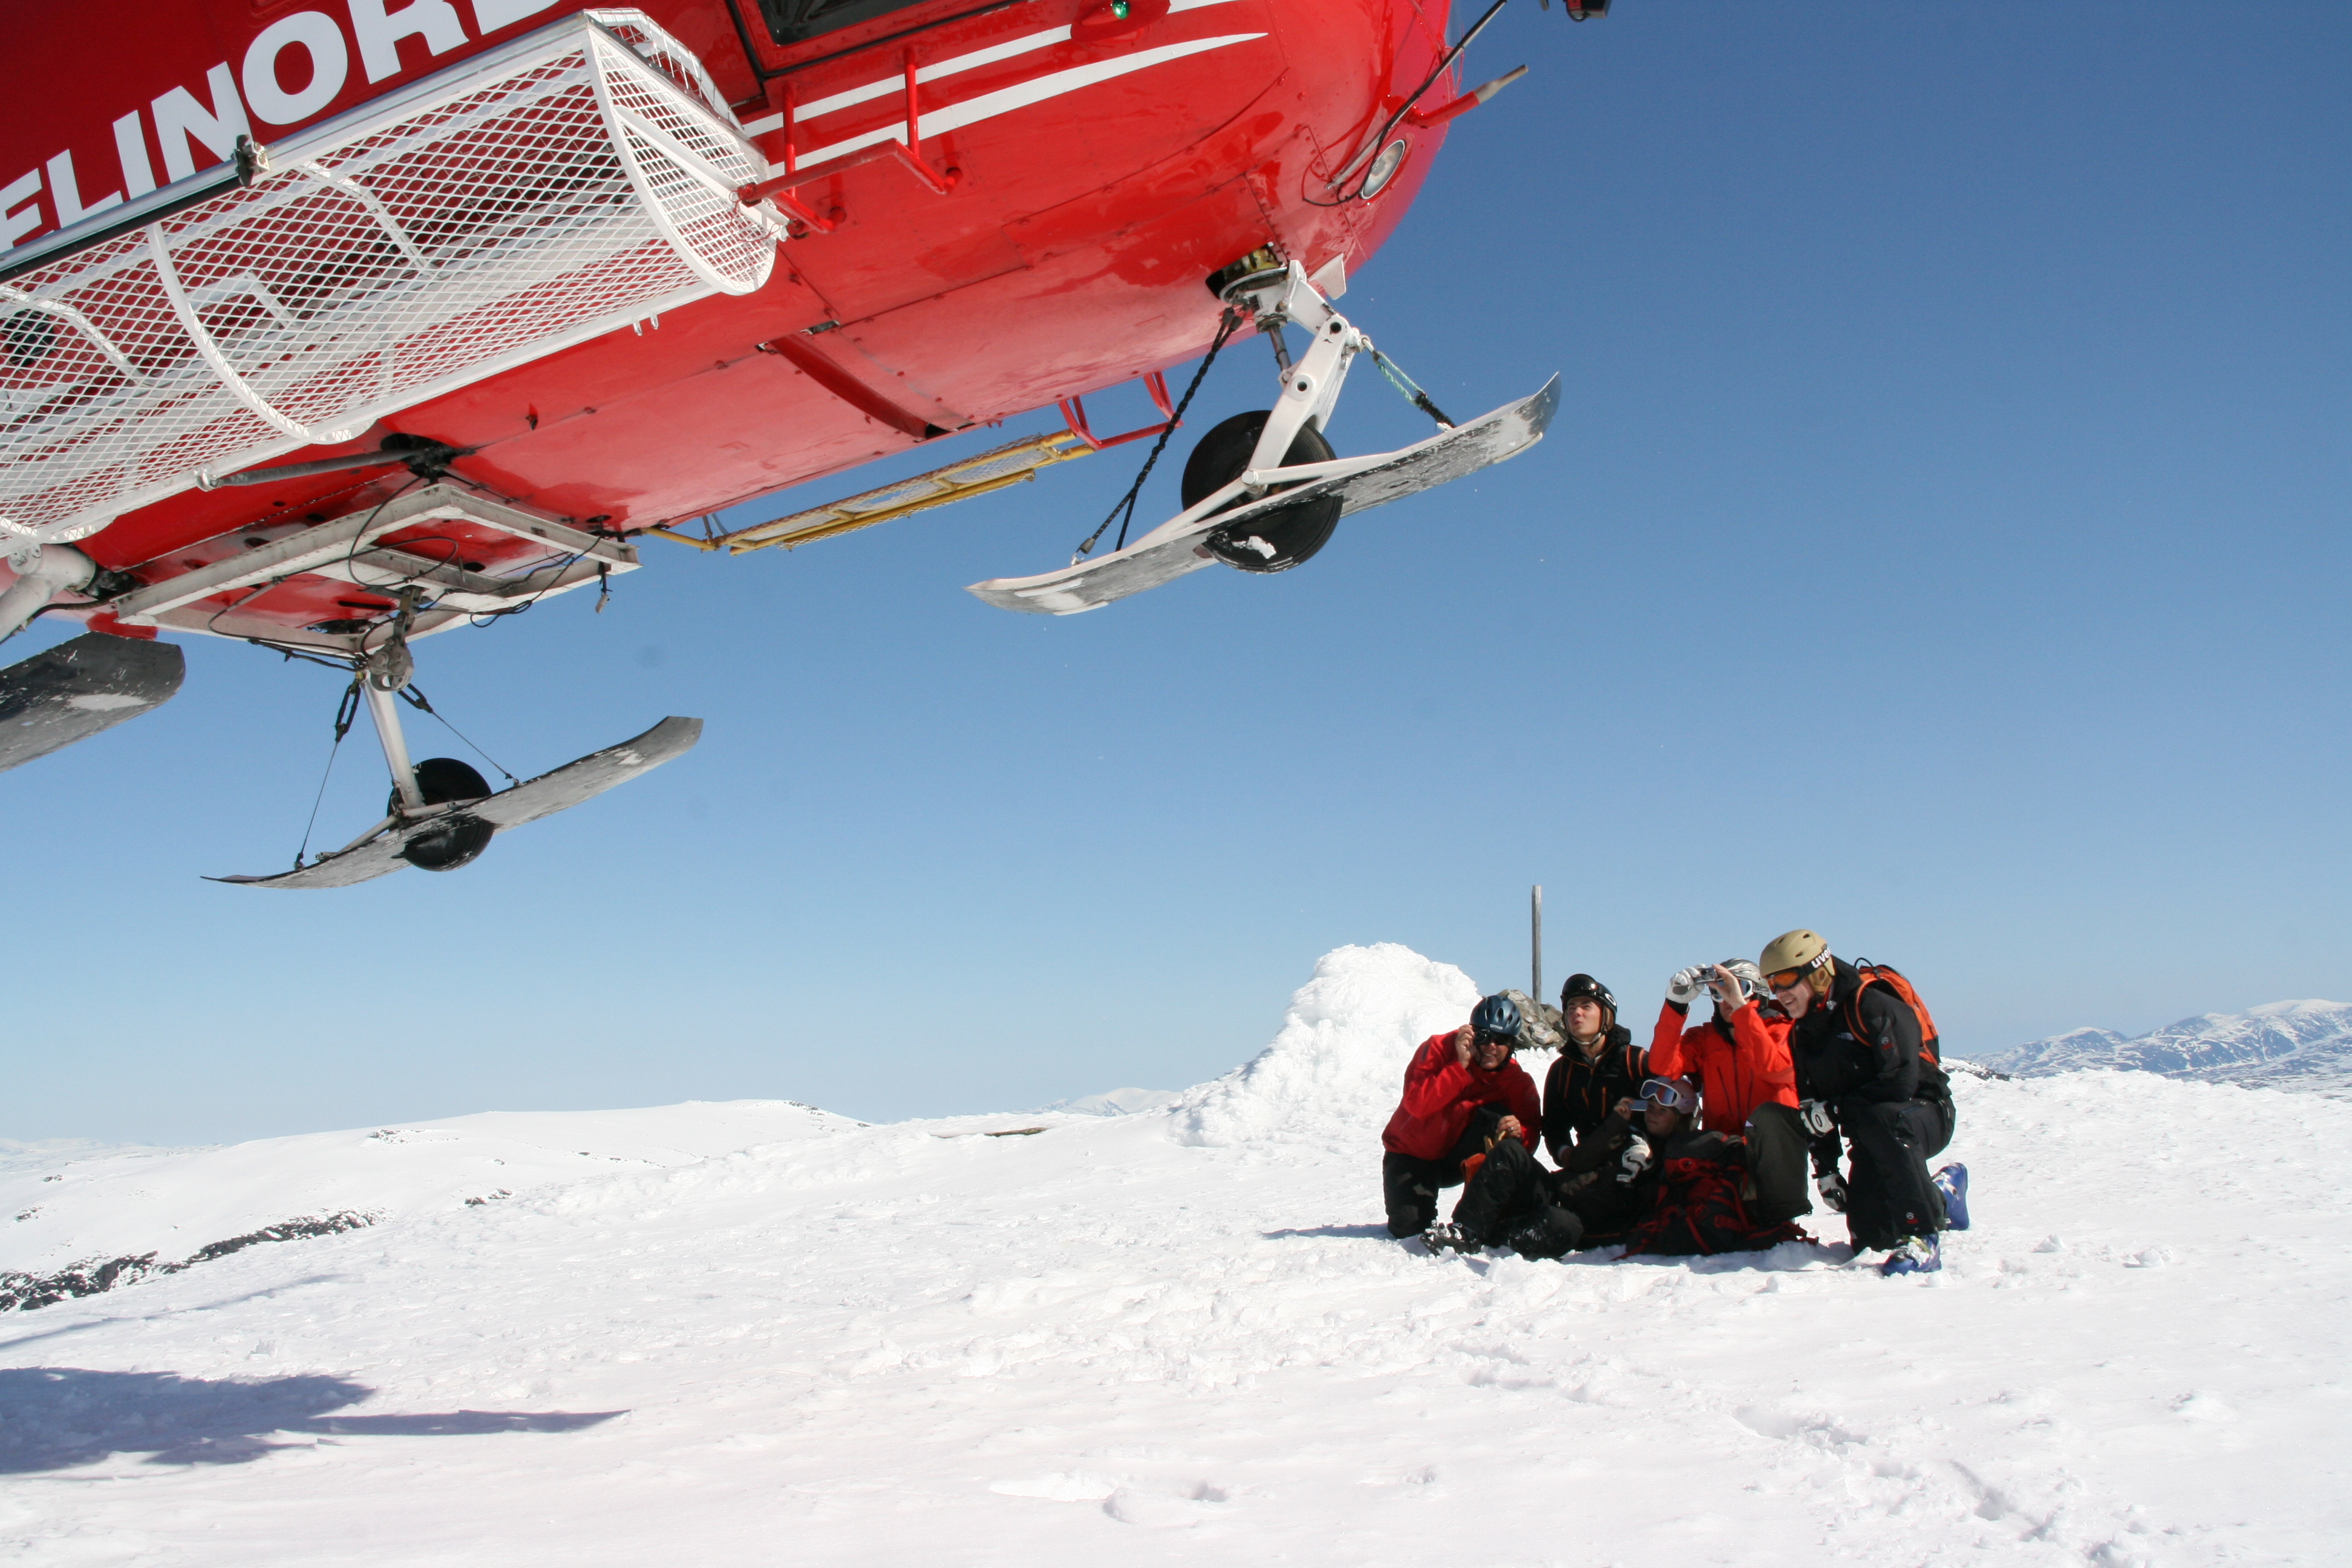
[1835, 1098, 1948, 1249]
[1742, 1103, 1815, 1225]
[1507, 1203, 1584, 1259]
[1382, 1151, 1458, 1238]
[1452, 1137, 1541, 1242]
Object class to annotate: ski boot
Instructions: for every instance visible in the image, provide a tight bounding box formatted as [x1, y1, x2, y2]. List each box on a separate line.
[1880, 1235, 1942, 1276]
[1421, 1221, 1478, 1255]
[1933, 1163, 1971, 1230]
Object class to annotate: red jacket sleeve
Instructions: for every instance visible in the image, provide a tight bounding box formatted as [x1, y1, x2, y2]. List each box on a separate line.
[1397, 1032, 1474, 1120]
[1649, 1001, 1693, 1077]
[1728, 1002, 1797, 1097]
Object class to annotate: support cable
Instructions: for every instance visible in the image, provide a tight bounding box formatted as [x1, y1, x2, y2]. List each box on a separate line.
[1370, 348, 1457, 429]
[398, 684, 520, 785]
[1072, 309, 1243, 563]
[294, 679, 362, 869]
[1308, 0, 1513, 206]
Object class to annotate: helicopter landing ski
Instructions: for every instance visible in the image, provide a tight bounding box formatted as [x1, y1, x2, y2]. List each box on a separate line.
[0, 632, 186, 773]
[211, 716, 702, 889]
[967, 375, 1560, 616]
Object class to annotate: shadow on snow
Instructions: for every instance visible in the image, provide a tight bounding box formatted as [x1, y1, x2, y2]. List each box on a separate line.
[1260, 1224, 1396, 1240]
[0, 1367, 625, 1473]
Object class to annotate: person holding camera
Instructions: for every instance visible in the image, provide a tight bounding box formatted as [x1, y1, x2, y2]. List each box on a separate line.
[1380, 993, 1544, 1239]
[1760, 929, 1957, 1274]
[1649, 961, 1811, 1225]
[1541, 973, 1648, 1164]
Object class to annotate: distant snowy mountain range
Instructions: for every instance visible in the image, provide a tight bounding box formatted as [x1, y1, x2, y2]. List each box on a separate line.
[1979, 999, 2352, 1097]
[1040, 1088, 1182, 1116]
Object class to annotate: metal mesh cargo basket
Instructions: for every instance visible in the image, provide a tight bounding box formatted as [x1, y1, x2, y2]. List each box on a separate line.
[0, 9, 778, 545]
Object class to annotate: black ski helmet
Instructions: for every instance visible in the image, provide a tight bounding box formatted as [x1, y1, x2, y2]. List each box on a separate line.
[1559, 973, 1618, 1026]
[1471, 993, 1522, 1044]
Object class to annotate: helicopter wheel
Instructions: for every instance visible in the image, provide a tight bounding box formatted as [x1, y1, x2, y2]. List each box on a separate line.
[1179, 411, 1344, 573]
[396, 757, 495, 872]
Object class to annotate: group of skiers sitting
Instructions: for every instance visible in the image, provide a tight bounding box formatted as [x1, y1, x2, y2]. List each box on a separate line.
[1379, 929, 1970, 1276]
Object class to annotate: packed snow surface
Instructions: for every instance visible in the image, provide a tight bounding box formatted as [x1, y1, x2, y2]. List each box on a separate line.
[4, 943, 2348, 1565]
[1987, 999, 2352, 1097]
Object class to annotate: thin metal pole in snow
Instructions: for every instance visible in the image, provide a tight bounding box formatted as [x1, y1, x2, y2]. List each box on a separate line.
[1531, 884, 1543, 1005]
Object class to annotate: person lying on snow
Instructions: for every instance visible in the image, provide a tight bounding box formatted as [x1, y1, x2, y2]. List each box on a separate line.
[1762, 929, 1969, 1276]
[1425, 1071, 1681, 1256]
[1541, 973, 1648, 1165]
[1650, 961, 1812, 1227]
[1380, 993, 1543, 1238]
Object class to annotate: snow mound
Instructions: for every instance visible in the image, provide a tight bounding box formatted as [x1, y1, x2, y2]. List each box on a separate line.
[1168, 942, 1481, 1148]
[1984, 999, 2352, 1097]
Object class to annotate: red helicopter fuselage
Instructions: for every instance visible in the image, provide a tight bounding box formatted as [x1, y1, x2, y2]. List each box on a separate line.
[6, 0, 1463, 641]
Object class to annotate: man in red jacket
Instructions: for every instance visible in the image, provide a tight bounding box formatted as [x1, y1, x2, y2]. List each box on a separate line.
[1381, 993, 1544, 1238]
[1650, 962, 1811, 1225]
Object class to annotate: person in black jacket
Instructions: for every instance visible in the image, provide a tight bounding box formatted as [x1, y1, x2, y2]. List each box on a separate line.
[1541, 973, 1648, 1163]
[1761, 929, 1954, 1268]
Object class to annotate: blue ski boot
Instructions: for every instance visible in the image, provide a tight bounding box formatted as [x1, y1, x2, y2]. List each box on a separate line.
[1933, 1163, 1971, 1231]
[1881, 1235, 1942, 1275]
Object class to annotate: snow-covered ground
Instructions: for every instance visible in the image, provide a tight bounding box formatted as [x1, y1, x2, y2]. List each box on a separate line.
[4, 944, 2347, 1565]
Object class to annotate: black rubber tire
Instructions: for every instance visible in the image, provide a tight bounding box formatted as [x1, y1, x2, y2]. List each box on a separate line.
[402, 815, 494, 873]
[408, 757, 490, 808]
[1179, 410, 1344, 573]
[395, 757, 495, 874]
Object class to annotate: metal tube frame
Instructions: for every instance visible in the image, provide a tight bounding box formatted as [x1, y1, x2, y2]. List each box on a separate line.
[361, 679, 425, 810]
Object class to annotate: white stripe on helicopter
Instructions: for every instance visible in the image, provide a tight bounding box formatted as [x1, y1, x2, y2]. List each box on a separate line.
[739, 0, 1255, 139]
[780, 30, 1267, 169]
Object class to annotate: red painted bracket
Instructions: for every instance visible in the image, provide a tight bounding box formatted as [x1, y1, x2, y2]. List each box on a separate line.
[739, 79, 841, 230]
[1059, 371, 1178, 451]
[893, 51, 962, 195]
[739, 51, 961, 222]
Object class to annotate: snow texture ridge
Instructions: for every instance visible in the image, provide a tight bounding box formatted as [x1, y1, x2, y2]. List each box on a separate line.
[0, 1100, 857, 1279]
[1166, 942, 1481, 1148]
[1985, 998, 2352, 1096]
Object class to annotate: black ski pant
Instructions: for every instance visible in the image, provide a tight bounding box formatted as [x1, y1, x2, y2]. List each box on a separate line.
[1383, 1151, 1465, 1238]
[1449, 1140, 1595, 1257]
[1835, 1096, 1952, 1250]
[1742, 1103, 1815, 1226]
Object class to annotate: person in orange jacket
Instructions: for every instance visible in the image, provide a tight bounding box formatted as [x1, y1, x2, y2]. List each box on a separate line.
[1650, 961, 1812, 1225]
[1381, 993, 1544, 1238]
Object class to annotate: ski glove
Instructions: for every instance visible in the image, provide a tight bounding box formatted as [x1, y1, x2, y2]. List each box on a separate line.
[1796, 1099, 1837, 1139]
[1666, 967, 1707, 1006]
[1816, 1170, 1848, 1213]
[1616, 1135, 1653, 1185]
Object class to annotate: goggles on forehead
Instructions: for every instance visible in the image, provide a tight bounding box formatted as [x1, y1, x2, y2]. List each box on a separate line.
[1639, 1076, 1699, 1112]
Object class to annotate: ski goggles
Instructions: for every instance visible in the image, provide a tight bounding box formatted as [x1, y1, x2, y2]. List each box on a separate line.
[1639, 1076, 1699, 1112]
[1768, 949, 1834, 987]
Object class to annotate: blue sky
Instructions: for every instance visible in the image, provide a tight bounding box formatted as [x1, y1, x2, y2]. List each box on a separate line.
[8, 1, 2348, 1146]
